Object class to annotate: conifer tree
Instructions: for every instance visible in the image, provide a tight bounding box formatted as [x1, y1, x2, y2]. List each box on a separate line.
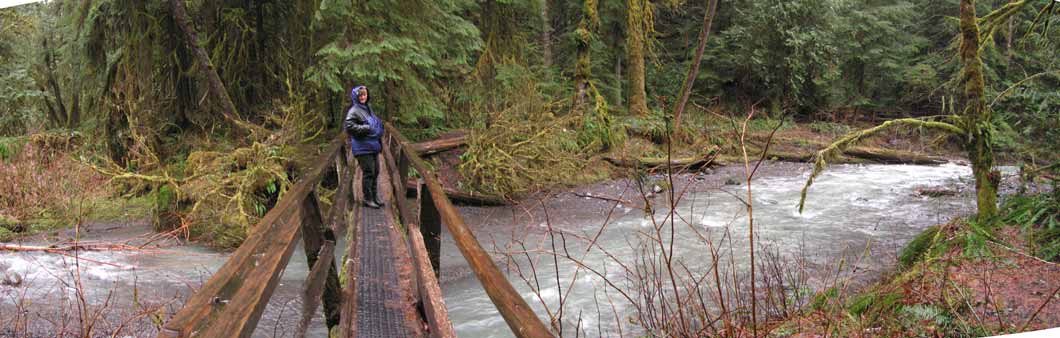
[306, 0, 482, 125]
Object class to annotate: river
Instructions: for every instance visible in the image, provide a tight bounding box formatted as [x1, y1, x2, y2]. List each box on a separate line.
[0, 162, 989, 337]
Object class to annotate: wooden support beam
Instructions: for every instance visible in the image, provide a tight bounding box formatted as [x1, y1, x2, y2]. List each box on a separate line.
[296, 239, 335, 338]
[385, 123, 555, 338]
[339, 162, 363, 338]
[418, 181, 442, 277]
[407, 221, 456, 337]
[379, 151, 428, 336]
[296, 192, 342, 334]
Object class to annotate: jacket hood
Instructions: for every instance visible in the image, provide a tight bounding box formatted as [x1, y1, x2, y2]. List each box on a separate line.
[350, 85, 370, 105]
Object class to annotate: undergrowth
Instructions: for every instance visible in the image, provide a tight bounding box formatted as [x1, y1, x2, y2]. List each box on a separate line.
[790, 185, 1060, 337]
[0, 132, 110, 240]
[91, 91, 329, 248]
[1002, 187, 1060, 262]
[458, 70, 616, 198]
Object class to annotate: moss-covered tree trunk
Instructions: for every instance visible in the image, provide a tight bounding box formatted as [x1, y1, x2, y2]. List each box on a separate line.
[170, 0, 264, 138]
[626, 0, 651, 116]
[572, 0, 599, 112]
[958, 0, 999, 221]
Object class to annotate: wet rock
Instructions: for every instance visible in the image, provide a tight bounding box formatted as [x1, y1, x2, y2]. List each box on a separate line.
[724, 177, 741, 185]
[2, 271, 22, 287]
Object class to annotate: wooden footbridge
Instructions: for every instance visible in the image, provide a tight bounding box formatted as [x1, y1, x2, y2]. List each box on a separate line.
[157, 124, 554, 338]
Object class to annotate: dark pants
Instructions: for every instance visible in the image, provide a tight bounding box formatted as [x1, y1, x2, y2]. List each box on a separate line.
[355, 153, 379, 201]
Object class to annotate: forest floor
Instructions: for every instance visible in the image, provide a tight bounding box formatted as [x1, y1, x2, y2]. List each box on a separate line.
[774, 222, 1060, 338]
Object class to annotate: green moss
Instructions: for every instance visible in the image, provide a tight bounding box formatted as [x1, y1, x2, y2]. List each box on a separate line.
[91, 195, 153, 222]
[0, 214, 17, 228]
[0, 227, 14, 242]
[848, 291, 902, 321]
[811, 287, 839, 311]
[899, 225, 941, 269]
[153, 185, 182, 231]
[0, 136, 27, 162]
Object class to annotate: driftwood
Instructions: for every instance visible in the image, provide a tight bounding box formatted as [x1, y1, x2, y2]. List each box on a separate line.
[604, 155, 716, 170]
[752, 135, 948, 165]
[410, 133, 467, 156]
[572, 192, 645, 210]
[404, 181, 509, 206]
[759, 147, 946, 165]
[0, 242, 140, 252]
[605, 147, 719, 170]
[845, 147, 947, 165]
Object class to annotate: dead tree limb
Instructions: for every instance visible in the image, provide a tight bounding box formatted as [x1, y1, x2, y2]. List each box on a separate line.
[672, 0, 719, 130]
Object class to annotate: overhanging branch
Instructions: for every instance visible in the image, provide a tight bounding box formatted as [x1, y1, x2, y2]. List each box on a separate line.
[797, 118, 963, 213]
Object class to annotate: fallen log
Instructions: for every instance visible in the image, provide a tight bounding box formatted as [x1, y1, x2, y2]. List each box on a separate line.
[763, 151, 813, 162]
[845, 147, 947, 165]
[404, 181, 509, 206]
[763, 148, 946, 165]
[0, 242, 140, 252]
[604, 148, 719, 170]
[410, 133, 467, 156]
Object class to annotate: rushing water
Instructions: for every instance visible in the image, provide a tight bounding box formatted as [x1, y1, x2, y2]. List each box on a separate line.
[443, 163, 982, 337]
[0, 163, 984, 337]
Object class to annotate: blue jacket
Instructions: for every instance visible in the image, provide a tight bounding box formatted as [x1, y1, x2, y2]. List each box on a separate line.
[344, 86, 384, 156]
[345, 103, 384, 156]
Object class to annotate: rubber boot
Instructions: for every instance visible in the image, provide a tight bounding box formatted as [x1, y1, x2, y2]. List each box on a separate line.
[363, 177, 381, 209]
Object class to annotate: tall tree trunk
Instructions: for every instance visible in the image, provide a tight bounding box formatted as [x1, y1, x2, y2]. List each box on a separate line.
[572, 0, 599, 112]
[69, 91, 81, 128]
[41, 35, 69, 127]
[672, 0, 719, 130]
[39, 88, 61, 127]
[626, 0, 651, 116]
[958, 0, 998, 220]
[613, 22, 624, 105]
[541, 0, 552, 68]
[170, 0, 264, 137]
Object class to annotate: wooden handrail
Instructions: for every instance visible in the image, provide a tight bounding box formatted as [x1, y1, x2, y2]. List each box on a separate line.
[382, 139, 455, 337]
[158, 134, 346, 338]
[385, 123, 555, 338]
[159, 125, 554, 338]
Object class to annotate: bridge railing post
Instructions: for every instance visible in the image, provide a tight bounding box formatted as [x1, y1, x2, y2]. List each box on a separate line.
[417, 180, 442, 277]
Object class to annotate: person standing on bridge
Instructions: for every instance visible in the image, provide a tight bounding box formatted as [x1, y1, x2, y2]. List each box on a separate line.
[344, 85, 385, 209]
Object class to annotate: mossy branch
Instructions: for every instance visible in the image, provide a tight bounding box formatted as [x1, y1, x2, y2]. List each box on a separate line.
[797, 118, 964, 213]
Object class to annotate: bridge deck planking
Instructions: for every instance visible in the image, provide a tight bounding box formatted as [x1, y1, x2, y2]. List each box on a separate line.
[355, 207, 417, 337]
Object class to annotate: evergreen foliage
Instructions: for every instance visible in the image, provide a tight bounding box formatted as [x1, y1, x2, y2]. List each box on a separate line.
[0, 0, 1057, 243]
